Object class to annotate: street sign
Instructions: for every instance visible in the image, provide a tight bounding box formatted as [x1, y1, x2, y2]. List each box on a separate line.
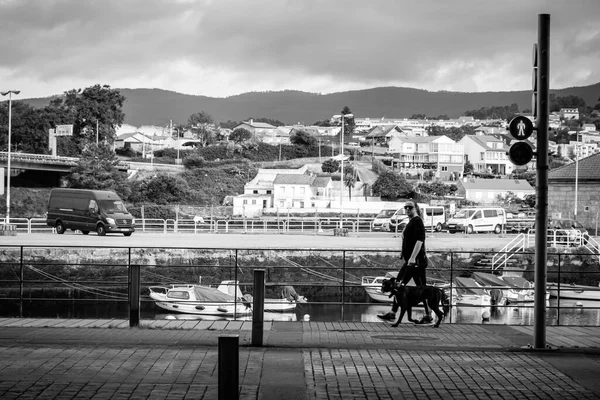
[55, 125, 73, 136]
[508, 116, 534, 140]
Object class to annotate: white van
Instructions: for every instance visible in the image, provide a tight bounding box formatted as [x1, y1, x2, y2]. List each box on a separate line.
[389, 203, 446, 232]
[446, 207, 506, 234]
[371, 204, 403, 232]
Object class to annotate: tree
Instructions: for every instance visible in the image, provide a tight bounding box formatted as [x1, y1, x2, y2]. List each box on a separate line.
[416, 182, 457, 197]
[187, 111, 213, 126]
[229, 128, 252, 143]
[464, 160, 474, 174]
[290, 130, 316, 147]
[128, 173, 191, 205]
[550, 94, 587, 113]
[0, 101, 52, 154]
[65, 142, 131, 199]
[344, 164, 357, 200]
[321, 159, 339, 173]
[371, 171, 413, 199]
[62, 84, 126, 150]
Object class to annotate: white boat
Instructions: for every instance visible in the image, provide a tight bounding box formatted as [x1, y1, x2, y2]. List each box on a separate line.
[361, 271, 457, 305]
[471, 272, 549, 304]
[453, 277, 493, 306]
[148, 280, 306, 316]
[547, 283, 600, 301]
[361, 272, 398, 303]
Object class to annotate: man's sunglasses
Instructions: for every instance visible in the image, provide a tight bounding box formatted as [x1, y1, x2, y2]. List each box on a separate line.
[404, 205, 414, 210]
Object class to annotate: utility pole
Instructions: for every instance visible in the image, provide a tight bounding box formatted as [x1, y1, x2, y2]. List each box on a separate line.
[534, 13, 550, 349]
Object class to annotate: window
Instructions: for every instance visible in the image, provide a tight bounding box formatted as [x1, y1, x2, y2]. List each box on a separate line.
[88, 199, 98, 213]
[253, 190, 258, 194]
[441, 166, 448, 171]
[266, 190, 272, 194]
[167, 291, 190, 300]
[299, 187, 305, 196]
[487, 192, 495, 199]
[252, 200, 256, 205]
[300, 201, 305, 208]
[484, 209, 497, 218]
[243, 199, 248, 205]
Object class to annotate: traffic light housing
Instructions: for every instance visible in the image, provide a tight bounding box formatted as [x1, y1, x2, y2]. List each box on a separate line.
[507, 116, 535, 166]
[508, 141, 534, 166]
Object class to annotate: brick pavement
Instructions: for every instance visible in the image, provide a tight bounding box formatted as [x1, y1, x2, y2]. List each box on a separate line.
[0, 319, 599, 399]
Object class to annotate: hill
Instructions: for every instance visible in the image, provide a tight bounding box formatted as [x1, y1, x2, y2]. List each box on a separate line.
[21, 83, 600, 127]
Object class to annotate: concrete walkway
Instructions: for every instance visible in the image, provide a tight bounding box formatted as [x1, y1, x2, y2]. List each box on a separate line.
[0, 318, 599, 399]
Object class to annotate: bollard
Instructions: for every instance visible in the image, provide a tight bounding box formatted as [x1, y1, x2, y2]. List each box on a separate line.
[218, 335, 239, 400]
[252, 269, 265, 346]
[128, 263, 140, 327]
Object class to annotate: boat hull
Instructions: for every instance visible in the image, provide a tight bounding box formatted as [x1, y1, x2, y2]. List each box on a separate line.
[547, 283, 600, 300]
[149, 282, 303, 316]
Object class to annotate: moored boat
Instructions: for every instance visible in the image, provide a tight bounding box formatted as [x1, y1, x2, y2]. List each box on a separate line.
[471, 272, 549, 304]
[547, 283, 600, 300]
[361, 271, 456, 305]
[148, 280, 306, 316]
[453, 277, 493, 306]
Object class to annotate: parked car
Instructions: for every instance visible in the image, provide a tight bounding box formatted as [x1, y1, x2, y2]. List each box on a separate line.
[548, 218, 589, 245]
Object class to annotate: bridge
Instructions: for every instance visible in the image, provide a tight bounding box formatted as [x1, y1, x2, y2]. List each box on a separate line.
[0, 152, 130, 172]
[0, 152, 79, 172]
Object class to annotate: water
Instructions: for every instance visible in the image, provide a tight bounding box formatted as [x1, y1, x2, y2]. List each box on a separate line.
[6, 299, 600, 326]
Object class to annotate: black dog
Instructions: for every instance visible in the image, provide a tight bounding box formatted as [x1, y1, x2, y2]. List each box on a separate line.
[381, 277, 449, 328]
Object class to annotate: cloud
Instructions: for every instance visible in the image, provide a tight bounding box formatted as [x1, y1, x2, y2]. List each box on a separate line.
[1, 0, 599, 98]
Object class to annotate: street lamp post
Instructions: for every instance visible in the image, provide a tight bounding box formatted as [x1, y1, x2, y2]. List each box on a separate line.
[1, 90, 20, 225]
[574, 132, 580, 218]
[333, 113, 354, 229]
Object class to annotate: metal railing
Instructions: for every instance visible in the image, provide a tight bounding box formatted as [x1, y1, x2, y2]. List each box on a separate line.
[0, 245, 598, 326]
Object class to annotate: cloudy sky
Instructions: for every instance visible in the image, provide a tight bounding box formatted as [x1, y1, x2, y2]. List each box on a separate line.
[1, 0, 599, 100]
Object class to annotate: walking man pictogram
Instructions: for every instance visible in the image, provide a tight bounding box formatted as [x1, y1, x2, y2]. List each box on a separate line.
[517, 119, 526, 137]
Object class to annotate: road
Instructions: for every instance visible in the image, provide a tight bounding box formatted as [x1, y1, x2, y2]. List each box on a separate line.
[0, 231, 518, 251]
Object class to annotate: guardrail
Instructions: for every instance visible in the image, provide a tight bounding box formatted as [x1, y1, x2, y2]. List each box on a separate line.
[4, 217, 374, 235]
[0, 245, 598, 326]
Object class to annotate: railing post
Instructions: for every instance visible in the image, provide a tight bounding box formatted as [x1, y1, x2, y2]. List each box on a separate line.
[128, 248, 140, 327]
[252, 269, 265, 346]
[218, 335, 239, 400]
[341, 250, 346, 321]
[19, 246, 23, 317]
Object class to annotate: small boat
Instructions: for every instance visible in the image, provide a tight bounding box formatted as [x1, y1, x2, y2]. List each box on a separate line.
[471, 272, 548, 304]
[547, 282, 600, 301]
[149, 280, 306, 316]
[361, 271, 456, 305]
[452, 277, 492, 306]
[361, 272, 398, 303]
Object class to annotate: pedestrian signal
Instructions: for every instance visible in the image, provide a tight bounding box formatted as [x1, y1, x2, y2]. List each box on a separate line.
[507, 116, 535, 166]
[508, 142, 534, 166]
[508, 116, 534, 140]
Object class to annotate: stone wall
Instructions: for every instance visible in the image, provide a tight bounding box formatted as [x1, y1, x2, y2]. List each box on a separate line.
[549, 182, 600, 231]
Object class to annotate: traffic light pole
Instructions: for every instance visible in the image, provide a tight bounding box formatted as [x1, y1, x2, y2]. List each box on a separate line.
[534, 13, 550, 349]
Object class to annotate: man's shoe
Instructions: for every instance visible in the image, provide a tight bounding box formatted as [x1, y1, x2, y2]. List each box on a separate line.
[377, 312, 396, 321]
